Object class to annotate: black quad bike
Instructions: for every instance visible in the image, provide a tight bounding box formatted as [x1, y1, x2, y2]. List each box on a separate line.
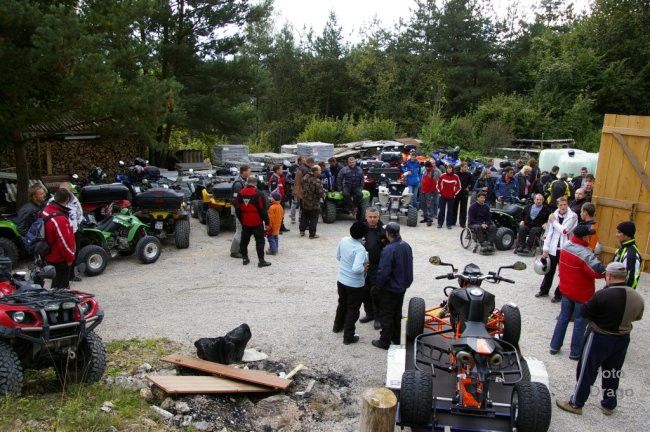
[489, 198, 528, 251]
[399, 257, 551, 432]
[0, 257, 106, 395]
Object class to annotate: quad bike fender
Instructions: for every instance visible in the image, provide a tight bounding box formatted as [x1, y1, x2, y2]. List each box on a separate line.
[82, 228, 111, 245]
[361, 190, 371, 199]
[326, 191, 343, 200]
[0, 219, 20, 237]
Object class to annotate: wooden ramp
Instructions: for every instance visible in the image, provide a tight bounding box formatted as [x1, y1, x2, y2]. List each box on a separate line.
[161, 354, 293, 390]
[146, 375, 275, 394]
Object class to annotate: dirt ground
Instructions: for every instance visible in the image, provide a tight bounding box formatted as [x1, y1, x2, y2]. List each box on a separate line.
[75, 214, 649, 432]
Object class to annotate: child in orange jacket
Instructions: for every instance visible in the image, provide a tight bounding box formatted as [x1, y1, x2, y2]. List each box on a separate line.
[267, 192, 284, 255]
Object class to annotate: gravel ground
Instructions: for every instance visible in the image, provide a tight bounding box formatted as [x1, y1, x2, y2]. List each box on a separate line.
[74, 214, 649, 432]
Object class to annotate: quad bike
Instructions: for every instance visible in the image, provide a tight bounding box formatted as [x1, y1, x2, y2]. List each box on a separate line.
[77, 208, 161, 276]
[490, 198, 528, 251]
[321, 189, 371, 224]
[0, 217, 23, 265]
[399, 256, 551, 431]
[0, 257, 106, 395]
[193, 174, 237, 236]
[367, 168, 418, 227]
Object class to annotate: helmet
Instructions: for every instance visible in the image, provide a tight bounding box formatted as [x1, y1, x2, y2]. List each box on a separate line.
[534, 257, 550, 275]
[134, 157, 147, 167]
[88, 166, 106, 183]
[462, 263, 482, 277]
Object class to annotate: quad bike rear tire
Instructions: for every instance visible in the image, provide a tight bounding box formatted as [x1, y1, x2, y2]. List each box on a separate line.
[206, 208, 221, 236]
[500, 304, 522, 349]
[406, 206, 418, 227]
[190, 201, 198, 218]
[78, 245, 109, 277]
[195, 200, 206, 224]
[0, 237, 19, 266]
[510, 381, 552, 432]
[55, 331, 106, 384]
[174, 219, 191, 249]
[406, 297, 426, 340]
[322, 200, 337, 224]
[495, 227, 515, 250]
[400, 370, 432, 426]
[0, 341, 22, 396]
[136, 236, 162, 264]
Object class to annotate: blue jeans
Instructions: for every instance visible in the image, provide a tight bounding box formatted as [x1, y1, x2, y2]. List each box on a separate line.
[550, 296, 588, 358]
[267, 235, 278, 254]
[407, 184, 420, 207]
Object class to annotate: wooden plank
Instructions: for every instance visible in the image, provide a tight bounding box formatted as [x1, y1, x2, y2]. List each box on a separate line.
[612, 133, 650, 192]
[594, 197, 650, 213]
[600, 245, 650, 261]
[602, 125, 650, 138]
[145, 375, 275, 394]
[161, 354, 292, 390]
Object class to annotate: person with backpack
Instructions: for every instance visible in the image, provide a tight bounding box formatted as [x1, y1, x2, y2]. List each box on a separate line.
[15, 184, 47, 236]
[41, 189, 76, 289]
[230, 165, 251, 259]
[235, 176, 271, 268]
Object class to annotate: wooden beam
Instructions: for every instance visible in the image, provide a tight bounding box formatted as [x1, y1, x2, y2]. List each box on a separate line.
[145, 375, 275, 394]
[46, 143, 52, 175]
[601, 245, 650, 261]
[594, 197, 650, 212]
[602, 126, 650, 138]
[611, 133, 650, 192]
[161, 354, 292, 390]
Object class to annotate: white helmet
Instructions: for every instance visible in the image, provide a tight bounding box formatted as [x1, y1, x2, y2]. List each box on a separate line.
[534, 257, 550, 275]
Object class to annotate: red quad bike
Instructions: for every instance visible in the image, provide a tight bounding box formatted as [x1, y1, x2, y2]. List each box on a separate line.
[399, 257, 551, 432]
[0, 257, 105, 395]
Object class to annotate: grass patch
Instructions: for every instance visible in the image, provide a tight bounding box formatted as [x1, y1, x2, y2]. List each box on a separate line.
[0, 338, 184, 432]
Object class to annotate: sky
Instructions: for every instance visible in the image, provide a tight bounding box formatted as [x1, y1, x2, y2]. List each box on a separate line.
[269, 0, 592, 43]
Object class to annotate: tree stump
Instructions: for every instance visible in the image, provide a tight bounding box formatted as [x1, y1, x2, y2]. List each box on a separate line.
[359, 387, 397, 432]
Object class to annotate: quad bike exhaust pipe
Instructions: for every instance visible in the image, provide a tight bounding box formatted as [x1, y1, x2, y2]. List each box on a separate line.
[68, 349, 76, 360]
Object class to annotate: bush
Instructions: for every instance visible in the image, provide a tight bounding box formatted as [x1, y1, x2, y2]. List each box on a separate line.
[477, 120, 514, 155]
[356, 117, 397, 141]
[296, 115, 396, 144]
[168, 129, 217, 161]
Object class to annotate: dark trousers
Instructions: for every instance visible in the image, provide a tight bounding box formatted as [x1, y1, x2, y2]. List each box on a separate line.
[343, 185, 363, 212]
[362, 269, 380, 319]
[539, 251, 561, 297]
[570, 331, 630, 409]
[49, 261, 71, 289]
[378, 291, 405, 345]
[437, 197, 455, 227]
[299, 208, 320, 236]
[69, 231, 82, 280]
[517, 225, 542, 249]
[240, 224, 265, 262]
[333, 281, 365, 342]
[453, 190, 469, 227]
[469, 223, 497, 244]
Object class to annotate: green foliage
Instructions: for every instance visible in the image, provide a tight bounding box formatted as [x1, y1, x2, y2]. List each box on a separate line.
[477, 120, 515, 155]
[296, 115, 396, 144]
[169, 129, 221, 161]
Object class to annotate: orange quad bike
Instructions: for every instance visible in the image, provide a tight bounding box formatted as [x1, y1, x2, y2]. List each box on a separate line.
[398, 257, 551, 432]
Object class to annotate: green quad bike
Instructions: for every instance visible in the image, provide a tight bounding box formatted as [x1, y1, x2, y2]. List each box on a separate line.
[0, 217, 23, 265]
[321, 190, 371, 224]
[76, 208, 162, 277]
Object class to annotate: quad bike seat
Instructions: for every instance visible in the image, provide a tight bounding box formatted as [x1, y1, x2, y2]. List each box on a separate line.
[96, 216, 118, 232]
[459, 321, 492, 339]
[499, 205, 522, 218]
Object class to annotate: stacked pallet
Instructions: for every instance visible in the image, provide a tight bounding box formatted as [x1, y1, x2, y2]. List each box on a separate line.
[213, 145, 248, 165]
[248, 152, 297, 165]
[280, 144, 297, 155]
[296, 142, 334, 162]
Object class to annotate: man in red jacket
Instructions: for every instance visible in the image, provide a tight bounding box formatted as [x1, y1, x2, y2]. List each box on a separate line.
[420, 161, 439, 226]
[437, 164, 461, 229]
[42, 189, 76, 289]
[236, 176, 271, 268]
[549, 224, 606, 359]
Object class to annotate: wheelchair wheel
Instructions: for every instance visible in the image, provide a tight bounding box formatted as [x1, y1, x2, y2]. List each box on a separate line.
[460, 227, 473, 249]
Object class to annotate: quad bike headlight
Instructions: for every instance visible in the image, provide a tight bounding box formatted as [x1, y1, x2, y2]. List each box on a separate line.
[80, 302, 90, 315]
[62, 302, 76, 309]
[12, 311, 26, 323]
[44, 303, 60, 311]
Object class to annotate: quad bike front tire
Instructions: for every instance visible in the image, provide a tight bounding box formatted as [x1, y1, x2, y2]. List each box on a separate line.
[406, 297, 426, 340]
[194, 200, 206, 224]
[174, 219, 191, 249]
[0, 237, 19, 266]
[510, 381, 552, 432]
[136, 236, 162, 264]
[399, 370, 432, 426]
[0, 341, 22, 396]
[55, 331, 106, 385]
[206, 208, 221, 236]
[406, 206, 418, 227]
[500, 304, 522, 349]
[77, 245, 109, 277]
[322, 200, 337, 224]
[495, 227, 515, 250]
[190, 200, 198, 218]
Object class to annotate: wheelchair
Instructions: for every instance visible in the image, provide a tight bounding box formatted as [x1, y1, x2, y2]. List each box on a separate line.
[460, 226, 495, 255]
[513, 226, 543, 257]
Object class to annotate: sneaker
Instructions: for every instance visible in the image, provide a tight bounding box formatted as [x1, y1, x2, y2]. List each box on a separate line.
[309, 234, 320, 239]
[555, 399, 582, 415]
[243, 258, 250, 265]
[447, 225, 452, 230]
[371, 339, 389, 350]
[549, 349, 559, 355]
[598, 405, 614, 416]
[280, 227, 290, 233]
[427, 222, 432, 227]
[258, 261, 272, 268]
[231, 252, 243, 259]
[73, 276, 82, 282]
[343, 335, 360, 345]
[551, 296, 561, 303]
[437, 225, 442, 229]
[359, 315, 374, 324]
[420, 219, 427, 223]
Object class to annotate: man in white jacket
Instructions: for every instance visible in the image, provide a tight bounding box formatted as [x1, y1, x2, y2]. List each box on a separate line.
[535, 197, 578, 302]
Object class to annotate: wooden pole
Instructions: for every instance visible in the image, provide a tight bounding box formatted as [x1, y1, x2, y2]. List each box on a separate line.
[359, 387, 397, 432]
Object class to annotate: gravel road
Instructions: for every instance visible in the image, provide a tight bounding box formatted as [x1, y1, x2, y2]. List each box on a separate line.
[75, 215, 648, 432]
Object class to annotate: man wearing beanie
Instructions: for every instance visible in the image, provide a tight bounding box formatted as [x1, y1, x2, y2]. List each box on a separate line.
[333, 222, 369, 345]
[613, 221, 643, 289]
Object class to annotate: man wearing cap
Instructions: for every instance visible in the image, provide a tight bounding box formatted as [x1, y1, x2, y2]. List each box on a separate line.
[372, 222, 413, 350]
[549, 224, 606, 360]
[556, 261, 644, 416]
[613, 221, 643, 289]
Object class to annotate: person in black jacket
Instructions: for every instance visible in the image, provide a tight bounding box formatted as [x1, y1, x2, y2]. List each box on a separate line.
[15, 185, 47, 235]
[516, 193, 551, 254]
[359, 207, 386, 330]
[453, 162, 473, 227]
[235, 176, 271, 268]
[372, 223, 413, 350]
[467, 192, 496, 252]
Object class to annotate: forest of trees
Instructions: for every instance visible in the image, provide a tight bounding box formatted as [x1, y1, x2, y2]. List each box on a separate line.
[1, 0, 649, 200]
